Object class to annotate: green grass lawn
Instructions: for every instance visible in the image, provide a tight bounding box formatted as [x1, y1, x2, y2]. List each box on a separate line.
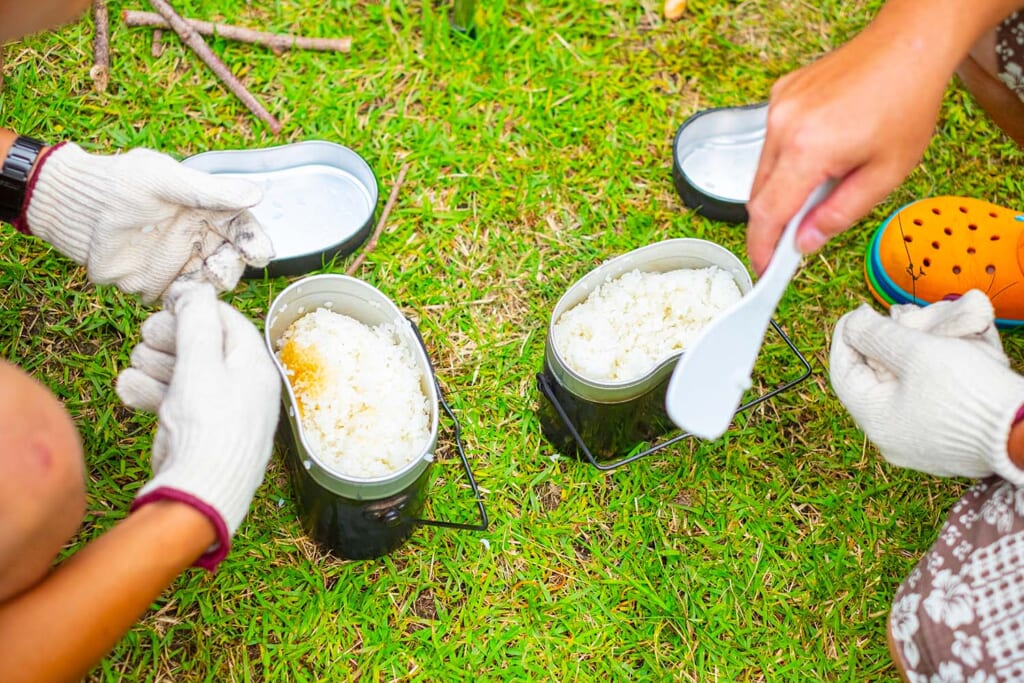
[3, 0, 1024, 680]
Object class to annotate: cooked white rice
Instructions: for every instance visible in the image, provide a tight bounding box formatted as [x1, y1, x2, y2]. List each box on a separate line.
[552, 266, 742, 382]
[275, 308, 431, 478]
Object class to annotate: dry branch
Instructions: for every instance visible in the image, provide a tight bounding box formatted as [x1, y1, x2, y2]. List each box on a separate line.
[152, 28, 166, 58]
[123, 10, 352, 54]
[146, 0, 282, 134]
[90, 0, 110, 93]
[346, 163, 411, 276]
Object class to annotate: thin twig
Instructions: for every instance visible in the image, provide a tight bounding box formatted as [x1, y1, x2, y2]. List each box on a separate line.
[151, 28, 165, 58]
[147, 0, 282, 134]
[123, 10, 352, 54]
[90, 0, 110, 93]
[346, 163, 411, 276]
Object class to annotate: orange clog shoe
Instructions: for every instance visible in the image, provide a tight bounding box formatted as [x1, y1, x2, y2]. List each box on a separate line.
[866, 196, 1024, 329]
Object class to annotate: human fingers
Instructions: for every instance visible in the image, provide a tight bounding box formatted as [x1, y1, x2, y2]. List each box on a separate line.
[201, 242, 247, 293]
[828, 307, 890, 397]
[215, 302, 279, 391]
[214, 210, 275, 268]
[116, 367, 167, 413]
[891, 290, 996, 337]
[170, 284, 225, 373]
[791, 162, 903, 256]
[129, 343, 176, 386]
[170, 228, 246, 296]
[890, 290, 1007, 365]
[840, 304, 929, 376]
[134, 149, 263, 211]
[139, 310, 177, 355]
[746, 165, 829, 276]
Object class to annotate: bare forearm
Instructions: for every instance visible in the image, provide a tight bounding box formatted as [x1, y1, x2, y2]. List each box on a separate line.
[867, 0, 1024, 72]
[1009, 420, 1024, 471]
[0, 501, 215, 683]
[0, 129, 16, 161]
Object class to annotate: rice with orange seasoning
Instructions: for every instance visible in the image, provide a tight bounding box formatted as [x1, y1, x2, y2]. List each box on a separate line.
[275, 308, 431, 478]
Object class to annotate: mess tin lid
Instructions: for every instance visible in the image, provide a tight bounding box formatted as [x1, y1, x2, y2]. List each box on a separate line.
[183, 141, 379, 278]
[671, 102, 767, 224]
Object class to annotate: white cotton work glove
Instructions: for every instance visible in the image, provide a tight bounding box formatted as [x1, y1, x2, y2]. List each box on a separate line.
[116, 284, 281, 570]
[887, 290, 1008, 365]
[829, 292, 1024, 486]
[17, 143, 274, 303]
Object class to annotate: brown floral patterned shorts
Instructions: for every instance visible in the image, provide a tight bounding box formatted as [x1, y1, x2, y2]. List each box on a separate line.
[997, 12, 1024, 101]
[889, 476, 1024, 681]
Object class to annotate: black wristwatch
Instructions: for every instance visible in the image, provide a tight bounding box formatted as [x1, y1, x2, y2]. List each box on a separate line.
[0, 136, 46, 223]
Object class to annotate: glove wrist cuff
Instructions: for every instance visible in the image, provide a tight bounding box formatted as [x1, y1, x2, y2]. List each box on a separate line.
[131, 487, 230, 571]
[139, 432, 269, 538]
[22, 143, 105, 263]
[965, 379, 1024, 486]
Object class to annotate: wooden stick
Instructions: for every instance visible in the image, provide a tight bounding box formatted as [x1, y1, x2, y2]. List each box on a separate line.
[146, 0, 282, 134]
[151, 28, 165, 58]
[122, 10, 352, 54]
[346, 163, 411, 276]
[90, 0, 110, 93]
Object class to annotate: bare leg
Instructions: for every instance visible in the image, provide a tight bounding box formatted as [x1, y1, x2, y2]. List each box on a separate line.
[0, 360, 85, 602]
[956, 28, 1024, 146]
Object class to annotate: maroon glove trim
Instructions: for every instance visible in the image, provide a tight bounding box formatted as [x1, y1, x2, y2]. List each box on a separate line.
[131, 487, 231, 571]
[12, 141, 68, 235]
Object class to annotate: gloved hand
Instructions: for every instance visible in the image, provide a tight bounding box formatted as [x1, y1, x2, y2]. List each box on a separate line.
[829, 293, 1024, 486]
[876, 289, 1010, 371]
[116, 284, 281, 570]
[16, 143, 274, 303]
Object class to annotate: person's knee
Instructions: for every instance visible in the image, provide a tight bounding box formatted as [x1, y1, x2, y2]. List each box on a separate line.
[0, 360, 85, 601]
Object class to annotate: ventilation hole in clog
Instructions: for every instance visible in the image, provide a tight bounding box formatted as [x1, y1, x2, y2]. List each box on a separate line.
[987, 265, 996, 274]
[913, 218, 924, 226]
[944, 227, 953, 235]
[932, 208, 942, 215]
[968, 247, 977, 255]
[1015, 215, 1024, 222]
[953, 266, 962, 274]
[991, 235, 1000, 241]
[924, 258, 932, 267]
[931, 241, 941, 249]
[903, 235, 913, 243]
[990, 212, 998, 218]
[959, 206, 968, 213]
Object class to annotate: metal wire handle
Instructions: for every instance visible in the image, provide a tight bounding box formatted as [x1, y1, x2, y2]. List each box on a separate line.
[537, 319, 812, 471]
[408, 319, 489, 531]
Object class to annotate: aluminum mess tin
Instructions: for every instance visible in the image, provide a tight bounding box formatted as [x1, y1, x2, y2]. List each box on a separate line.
[184, 141, 378, 278]
[537, 239, 753, 460]
[672, 102, 767, 224]
[265, 274, 439, 560]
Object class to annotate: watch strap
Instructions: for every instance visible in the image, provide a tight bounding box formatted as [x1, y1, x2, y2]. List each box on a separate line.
[0, 135, 46, 228]
[10, 140, 64, 236]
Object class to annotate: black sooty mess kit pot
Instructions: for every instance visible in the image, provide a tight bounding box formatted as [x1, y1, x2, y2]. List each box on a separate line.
[536, 239, 753, 461]
[265, 274, 486, 560]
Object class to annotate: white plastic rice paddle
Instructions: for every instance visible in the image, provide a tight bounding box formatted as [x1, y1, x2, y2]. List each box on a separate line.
[665, 181, 835, 440]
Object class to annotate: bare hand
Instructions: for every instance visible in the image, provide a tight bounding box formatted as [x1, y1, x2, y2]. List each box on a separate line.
[745, 22, 951, 275]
